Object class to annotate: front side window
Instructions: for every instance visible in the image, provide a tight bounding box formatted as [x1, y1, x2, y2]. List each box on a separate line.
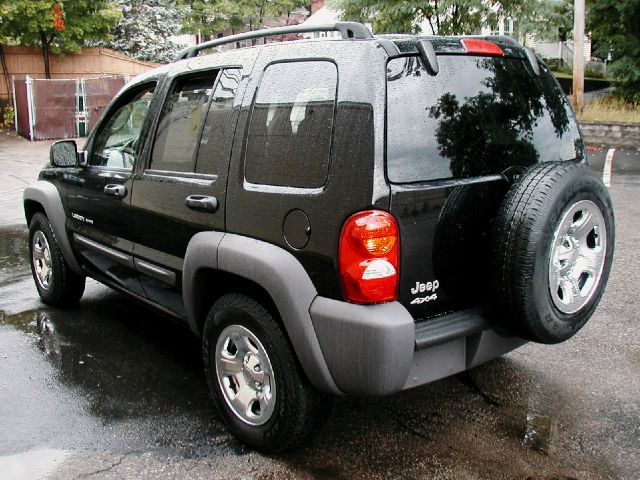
[245, 61, 337, 188]
[150, 72, 217, 172]
[91, 84, 155, 169]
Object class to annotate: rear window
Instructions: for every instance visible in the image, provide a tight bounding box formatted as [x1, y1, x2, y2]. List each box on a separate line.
[386, 55, 582, 183]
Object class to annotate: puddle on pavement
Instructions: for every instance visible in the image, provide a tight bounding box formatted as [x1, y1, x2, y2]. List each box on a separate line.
[0, 309, 38, 330]
[0, 302, 230, 457]
[0, 448, 70, 480]
[0, 225, 30, 286]
[523, 412, 554, 454]
[0, 309, 62, 360]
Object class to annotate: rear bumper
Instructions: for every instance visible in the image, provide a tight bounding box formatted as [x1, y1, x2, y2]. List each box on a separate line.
[309, 297, 526, 395]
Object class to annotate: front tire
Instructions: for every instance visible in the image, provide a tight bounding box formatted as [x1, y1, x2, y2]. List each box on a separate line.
[202, 293, 331, 452]
[28, 213, 85, 307]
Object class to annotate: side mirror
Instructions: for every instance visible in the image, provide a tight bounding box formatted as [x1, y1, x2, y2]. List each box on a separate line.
[50, 140, 79, 167]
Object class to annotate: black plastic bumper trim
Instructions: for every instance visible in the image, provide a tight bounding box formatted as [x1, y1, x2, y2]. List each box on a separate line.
[414, 308, 489, 350]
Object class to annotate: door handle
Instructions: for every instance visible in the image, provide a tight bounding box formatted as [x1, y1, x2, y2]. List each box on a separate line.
[185, 195, 218, 213]
[104, 184, 127, 198]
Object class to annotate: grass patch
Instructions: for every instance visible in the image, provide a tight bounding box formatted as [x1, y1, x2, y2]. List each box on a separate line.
[578, 96, 640, 123]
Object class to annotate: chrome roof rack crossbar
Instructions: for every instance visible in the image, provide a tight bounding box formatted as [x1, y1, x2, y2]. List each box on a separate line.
[174, 21, 373, 61]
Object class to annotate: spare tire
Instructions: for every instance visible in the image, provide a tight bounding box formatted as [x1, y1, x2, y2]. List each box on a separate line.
[491, 161, 614, 344]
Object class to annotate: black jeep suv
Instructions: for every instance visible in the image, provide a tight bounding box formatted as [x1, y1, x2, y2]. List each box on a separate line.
[24, 22, 614, 452]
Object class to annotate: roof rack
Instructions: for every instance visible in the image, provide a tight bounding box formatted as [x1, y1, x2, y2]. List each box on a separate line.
[174, 22, 373, 61]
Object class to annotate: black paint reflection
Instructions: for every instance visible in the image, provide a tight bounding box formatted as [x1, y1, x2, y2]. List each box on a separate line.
[431, 181, 508, 300]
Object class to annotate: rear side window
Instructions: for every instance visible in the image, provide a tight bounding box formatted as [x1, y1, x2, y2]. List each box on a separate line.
[245, 61, 337, 188]
[386, 56, 582, 183]
[196, 69, 241, 175]
[151, 72, 216, 172]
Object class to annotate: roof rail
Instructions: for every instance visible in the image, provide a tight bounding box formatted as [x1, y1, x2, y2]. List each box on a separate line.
[174, 22, 373, 61]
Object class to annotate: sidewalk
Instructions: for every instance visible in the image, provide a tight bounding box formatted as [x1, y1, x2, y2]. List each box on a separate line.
[0, 131, 56, 227]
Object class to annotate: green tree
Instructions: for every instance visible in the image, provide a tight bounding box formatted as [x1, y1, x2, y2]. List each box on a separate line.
[179, 0, 307, 40]
[329, 0, 577, 44]
[96, 0, 184, 64]
[328, 0, 520, 35]
[507, 0, 573, 44]
[0, 1, 119, 79]
[0, 36, 11, 104]
[588, 0, 640, 102]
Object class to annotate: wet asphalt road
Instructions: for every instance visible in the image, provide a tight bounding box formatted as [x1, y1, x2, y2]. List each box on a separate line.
[0, 134, 639, 479]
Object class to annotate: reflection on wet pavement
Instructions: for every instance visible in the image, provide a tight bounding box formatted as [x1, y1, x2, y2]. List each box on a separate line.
[0, 221, 638, 479]
[523, 413, 554, 454]
[0, 448, 70, 480]
[0, 298, 231, 456]
[0, 225, 29, 286]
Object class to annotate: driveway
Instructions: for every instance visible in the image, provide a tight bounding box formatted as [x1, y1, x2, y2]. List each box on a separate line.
[0, 133, 638, 479]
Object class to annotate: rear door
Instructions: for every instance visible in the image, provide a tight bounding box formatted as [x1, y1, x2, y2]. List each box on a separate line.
[386, 52, 583, 320]
[224, 42, 386, 299]
[130, 57, 252, 316]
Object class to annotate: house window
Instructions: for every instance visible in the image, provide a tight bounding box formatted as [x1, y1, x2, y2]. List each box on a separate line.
[504, 17, 514, 36]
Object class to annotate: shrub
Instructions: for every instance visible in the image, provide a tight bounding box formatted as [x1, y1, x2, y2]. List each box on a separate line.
[1, 105, 14, 129]
[578, 95, 640, 123]
[585, 66, 606, 79]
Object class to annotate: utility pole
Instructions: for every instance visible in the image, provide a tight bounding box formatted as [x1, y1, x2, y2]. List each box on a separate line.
[572, 0, 585, 112]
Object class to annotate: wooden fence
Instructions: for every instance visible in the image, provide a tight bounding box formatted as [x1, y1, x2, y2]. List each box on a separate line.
[1, 46, 157, 101]
[14, 75, 128, 141]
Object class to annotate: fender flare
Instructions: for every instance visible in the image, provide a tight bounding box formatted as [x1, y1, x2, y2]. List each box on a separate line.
[23, 181, 84, 275]
[183, 232, 342, 395]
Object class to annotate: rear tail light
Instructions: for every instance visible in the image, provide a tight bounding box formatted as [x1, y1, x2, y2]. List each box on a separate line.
[461, 38, 504, 56]
[339, 210, 399, 304]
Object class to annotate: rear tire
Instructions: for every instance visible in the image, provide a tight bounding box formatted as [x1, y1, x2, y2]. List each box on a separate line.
[202, 293, 331, 452]
[28, 213, 85, 307]
[491, 162, 614, 343]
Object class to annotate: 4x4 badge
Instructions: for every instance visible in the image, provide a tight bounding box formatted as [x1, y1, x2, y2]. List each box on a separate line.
[410, 280, 439, 305]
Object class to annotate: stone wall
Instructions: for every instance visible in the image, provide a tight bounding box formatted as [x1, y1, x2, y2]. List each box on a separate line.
[579, 122, 640, 147]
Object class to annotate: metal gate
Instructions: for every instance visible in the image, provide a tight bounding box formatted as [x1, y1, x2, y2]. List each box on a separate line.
[33, 78, 77, 140]
[85, 76, 126, 134]
[12, 75, 127, 141]
[13, 78, 30, 139]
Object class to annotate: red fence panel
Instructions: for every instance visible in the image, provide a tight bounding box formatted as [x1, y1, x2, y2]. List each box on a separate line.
[85, 76, 126, 133]
[11, 75, 127, 141]
[13, 78, 30, 139]
[31, 78, 77, 140]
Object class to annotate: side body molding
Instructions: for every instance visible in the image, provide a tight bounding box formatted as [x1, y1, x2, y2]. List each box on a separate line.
[182, 232, 342, 395]
[23, 181, 84, 275]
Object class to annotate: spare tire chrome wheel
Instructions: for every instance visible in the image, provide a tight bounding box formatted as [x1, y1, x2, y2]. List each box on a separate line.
[492, 162, 615, 344]
[549, 200, 607, 314]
